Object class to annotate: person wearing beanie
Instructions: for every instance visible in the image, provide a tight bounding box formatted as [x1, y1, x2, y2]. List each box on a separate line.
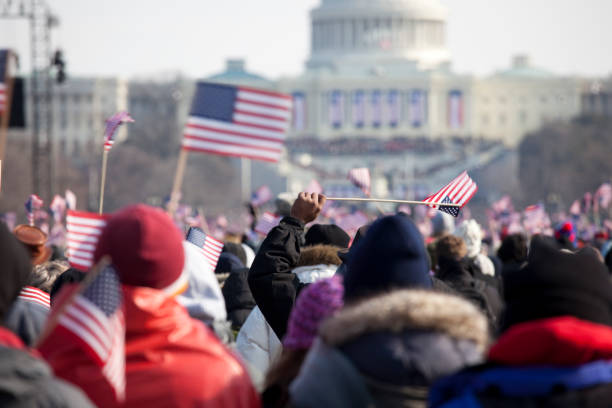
[263, 276, 344, 408]
[0, 223, 95, 407]
[496, 232, 528, 276]
[304, 224, 350, 248]
[342, 213, 432, 302]
[430, 236, 612, 407]
[290, 289, 489, 408]
[42, 205, 259, 408]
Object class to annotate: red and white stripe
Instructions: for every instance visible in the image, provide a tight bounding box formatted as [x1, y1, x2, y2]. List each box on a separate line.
[255, 211, 281, 236]
[347, 168, 371, 196]
[66, 211, 109, 271]
[18, 286, 50, 308]
[201, 235, 224, 270]
[423, 171, 478, 209]
[58, 297, 125, 400]
[182, 87, 292, 163]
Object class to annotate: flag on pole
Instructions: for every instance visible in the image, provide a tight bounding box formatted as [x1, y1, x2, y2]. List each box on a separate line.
[255, 211, 281, 236]
[347, 168, 371, 196]
[448, 90, 464, 129]
[0, 50, 9, 114]
[595, 183, 612, 210]
[352, 90, 366, 128]
[569, 200, 581, 216]
[182, 82, 292, 162]
[50, 195, 67, 223]
[186, 227, 224, 270]
[423, 171, 478, 217]
[329, 90, 344, 129]
[292, 91, 306, 131]
[250, 185, 273, 207]
[66, 211, 109, 271]
[18, 286, 50, 309]
[38, 265, 125, 402]
[25, 194, 44, 226]
[65, 189, 77, 210]
[103, 111, 134, 152]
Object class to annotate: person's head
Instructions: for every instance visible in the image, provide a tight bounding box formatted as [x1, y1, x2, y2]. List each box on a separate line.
[455, 219, 483, 258]
[436, 235, 467, 263]
[501, 235, 612, 332]
[305, 224, 350, 249]
[497, 233, 528, 264]
[13, 224, 51, 265]
[0, 223, 33, 320]
[30, 260, 69, 293]
[275, 192, 294, 217]
[343, 214, 431, 302]
[94, 204, 187, 296]
[215, 252, 245, 274]
[221, 242, 247, 266]
[554, 221, 577, 249]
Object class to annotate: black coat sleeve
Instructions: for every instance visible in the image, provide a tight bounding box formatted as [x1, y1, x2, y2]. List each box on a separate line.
[248, 216, 306, 340]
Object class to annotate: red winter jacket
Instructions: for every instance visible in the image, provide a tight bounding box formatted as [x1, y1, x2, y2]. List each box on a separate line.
[42, 285, 260, 408]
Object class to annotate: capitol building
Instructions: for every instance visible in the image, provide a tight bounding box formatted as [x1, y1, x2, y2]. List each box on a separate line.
[211, 0, 583, 148]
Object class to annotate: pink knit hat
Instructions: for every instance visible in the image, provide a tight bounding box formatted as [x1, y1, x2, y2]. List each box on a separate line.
[283, 275, 344, 350]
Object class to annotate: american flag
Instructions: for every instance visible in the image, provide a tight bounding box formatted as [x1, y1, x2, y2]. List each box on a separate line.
[65, 189, 77, 210]
[103, 111, 134, 152]
[251, 185, 273, 207]
[25, 194, 44, 226]
[387, 90, 401, 127]
[50, 194, 67, 222]
[423, 171, 478, 217]
[66, 211, 109, 271]
[18, 286, 50, 309]
[448, 90, 464, 129]
[182, 83, 292, 163]
[186, 227, 224, 270]
[371, 90, 382, 128]
[292, 91, 306, 131]
[0, 50, 8, 114]
[255, 211, 281, 236]
[347, 167, 371, 196]
[40, 266, 125, 401]
[352, 90, 366, 128]
[595, 183, 612, 210]
[409, 90, 427, 127]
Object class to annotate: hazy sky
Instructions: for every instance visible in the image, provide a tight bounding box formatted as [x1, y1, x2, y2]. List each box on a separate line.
[1, 0, 610, 79]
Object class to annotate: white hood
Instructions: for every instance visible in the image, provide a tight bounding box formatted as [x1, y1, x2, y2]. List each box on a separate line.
[177, 241, 227, 324]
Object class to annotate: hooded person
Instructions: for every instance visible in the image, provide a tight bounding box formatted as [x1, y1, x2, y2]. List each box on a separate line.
[0, 223, 95, 407]
[430, 236, 612, 407]
[219, 251, 257, 331]
[41, 205, 259, 408]
[241, 192, 348, 390]
[179, 241, 234, 344]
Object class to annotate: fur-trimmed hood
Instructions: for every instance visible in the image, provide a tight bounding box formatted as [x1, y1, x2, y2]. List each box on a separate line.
[320, 289, 489, 353]
[297, 244, 342, 267]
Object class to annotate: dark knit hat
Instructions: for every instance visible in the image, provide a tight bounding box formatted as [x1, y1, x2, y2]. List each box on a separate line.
[343, 214, 432, 301]
[305, 224, 350, 249]
[94, 205, 186, 294]
[502, 235, 612, 331]
[215, 252, 245, 274]
[221, 242, 247, 266]
[0, 223, 33, 320]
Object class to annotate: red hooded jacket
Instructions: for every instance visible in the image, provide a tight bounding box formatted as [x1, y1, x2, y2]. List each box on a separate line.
[41, 285, 260, 408]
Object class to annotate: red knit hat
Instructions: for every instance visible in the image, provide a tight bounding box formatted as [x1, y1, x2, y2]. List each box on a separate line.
[94, 204, 186, 293]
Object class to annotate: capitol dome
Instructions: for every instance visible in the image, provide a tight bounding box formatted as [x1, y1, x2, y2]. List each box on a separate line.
[307, 0, 451, 73]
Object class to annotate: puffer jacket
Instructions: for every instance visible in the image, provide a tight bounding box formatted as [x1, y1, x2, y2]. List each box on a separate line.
[4, 288, 49, 346]
[237, 251, 338, 391]
[41, 285, 260, 408]
[290, 289, 489, 408]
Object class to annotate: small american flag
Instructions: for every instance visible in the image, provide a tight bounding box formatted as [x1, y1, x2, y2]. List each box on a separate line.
[40, 266, 125, 402]
[423, 171, 478, 217]
[0, 50, 8, 114]
[255, 211, 281, 236]
[18, 286, 50, 309]
[25, 194, 44, 226]
[347, 168, 371, 196]
[103, 111, 134, 152]
[66, 210, 109, 271]
[65, 189, 77, 210]
[186, 227, 224, 270]
[251, 185, 273, 207]
[182, 83, 292, 163]
[50, 195, 67, 222]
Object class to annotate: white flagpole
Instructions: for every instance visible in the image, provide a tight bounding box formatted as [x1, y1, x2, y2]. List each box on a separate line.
[326, 197, 462, 207]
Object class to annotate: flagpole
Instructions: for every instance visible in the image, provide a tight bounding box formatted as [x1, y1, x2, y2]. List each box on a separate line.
[0, 50, 16, 189]
[326, 197, 462, 207]
[168, 149, 188, 216]
[34, 255, 112, 348]
[98, 150, 109, 215]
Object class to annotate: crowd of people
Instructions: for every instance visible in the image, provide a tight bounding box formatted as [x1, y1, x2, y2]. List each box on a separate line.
[2, 190, 612, 407]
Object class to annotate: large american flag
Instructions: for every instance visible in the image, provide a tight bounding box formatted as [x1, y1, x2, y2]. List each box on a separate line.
[423, 171, 478, 217]
[0, 50, 8, 114]
[186, 227, 224, 270]
[255, 211, 281, 236]
[41, 266, 125, 401]
[182, 83, 292, 163]
[103, 111, 134, 152]
[66, 211, 109, 271]
[347, 167, 371, 196]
